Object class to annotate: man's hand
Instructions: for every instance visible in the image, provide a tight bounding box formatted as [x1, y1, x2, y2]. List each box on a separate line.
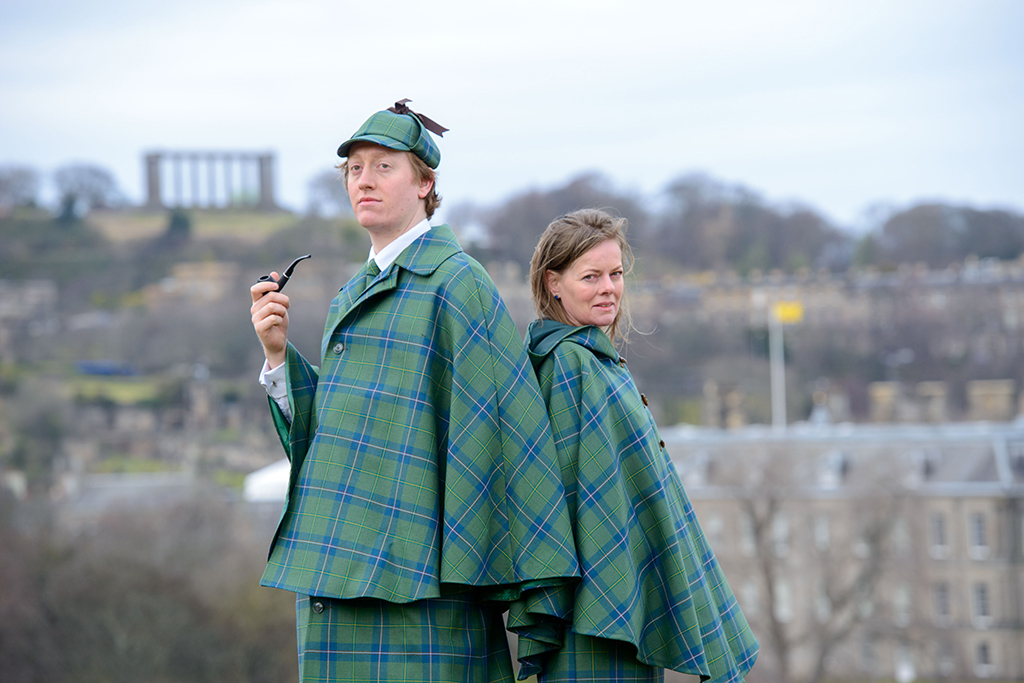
[251, 272, 290, 369]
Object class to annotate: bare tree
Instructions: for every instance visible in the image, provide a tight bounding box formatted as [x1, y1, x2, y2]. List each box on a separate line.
[306, 168, 352, 217]
[0, 165, 40, 211]
[482, 172, 650, 270]
[54, 163, 124, 216]
[714, 447, 906, 683]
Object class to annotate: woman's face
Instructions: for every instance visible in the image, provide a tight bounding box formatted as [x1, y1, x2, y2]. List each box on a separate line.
[546, 239, 624, 328]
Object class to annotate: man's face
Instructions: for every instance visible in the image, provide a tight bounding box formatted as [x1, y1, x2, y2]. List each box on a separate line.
[346, 143, 432, 234]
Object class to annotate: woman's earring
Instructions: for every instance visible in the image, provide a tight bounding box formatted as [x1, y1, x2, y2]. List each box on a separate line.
[554, 294, 560, 300]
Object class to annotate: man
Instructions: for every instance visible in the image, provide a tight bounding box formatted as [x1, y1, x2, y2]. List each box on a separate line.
[250, 101, 578, 682]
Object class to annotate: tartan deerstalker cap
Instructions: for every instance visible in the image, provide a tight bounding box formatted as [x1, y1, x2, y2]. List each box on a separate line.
[337, 99, 448, 169]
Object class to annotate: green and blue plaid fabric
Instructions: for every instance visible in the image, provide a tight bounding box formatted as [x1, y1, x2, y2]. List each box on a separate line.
[261, 226, 579, 605]
[296, 593, 515, 682]
[536, 629, 662, 682]
[510, 321, 759, 682]
[337, 109, 441, 168]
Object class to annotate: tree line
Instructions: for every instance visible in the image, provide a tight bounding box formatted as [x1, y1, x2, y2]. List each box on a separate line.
[0, 489, 298, 683]
[455, 171, 1024, 276]
[6, 162, 1024, 276]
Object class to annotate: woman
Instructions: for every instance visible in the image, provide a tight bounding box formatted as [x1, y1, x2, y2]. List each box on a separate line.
[509, 209, 758, 682]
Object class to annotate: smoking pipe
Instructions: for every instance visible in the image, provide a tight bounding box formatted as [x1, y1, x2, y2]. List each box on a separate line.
[256, 254, 312, 296]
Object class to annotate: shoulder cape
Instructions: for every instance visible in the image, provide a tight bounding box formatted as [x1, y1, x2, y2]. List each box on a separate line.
[509, 319, 758, 682]
[260, 227, 579, 603]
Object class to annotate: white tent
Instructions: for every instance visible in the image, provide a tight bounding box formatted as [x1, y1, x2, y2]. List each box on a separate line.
[243, 458, 289, 502]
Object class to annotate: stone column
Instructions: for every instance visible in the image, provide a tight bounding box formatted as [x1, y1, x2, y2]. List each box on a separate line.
[144, 153, 163, 209]
[258, 154, 276, 210]
[223, 155, 234, 206]
[190, 154, 201, 207]
[207, 154, 217, 208]
[172, 154, 183, 207]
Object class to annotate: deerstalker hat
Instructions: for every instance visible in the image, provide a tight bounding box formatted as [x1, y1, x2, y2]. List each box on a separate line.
[337, 99, 448, 169]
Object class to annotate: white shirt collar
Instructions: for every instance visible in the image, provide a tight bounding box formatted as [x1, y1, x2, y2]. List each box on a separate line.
[368, 218, 432, 271]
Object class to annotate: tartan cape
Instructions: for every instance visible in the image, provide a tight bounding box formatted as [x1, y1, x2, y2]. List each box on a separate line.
[261, 226, 579, 603]
[509, 320, 758, 682]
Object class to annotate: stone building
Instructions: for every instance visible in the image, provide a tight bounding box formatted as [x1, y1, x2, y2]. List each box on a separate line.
[665, 421, 1024, 682]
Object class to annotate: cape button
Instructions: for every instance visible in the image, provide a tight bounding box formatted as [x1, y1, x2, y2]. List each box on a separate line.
[333, 342, 345, 355]
[312, 601, 325, 614]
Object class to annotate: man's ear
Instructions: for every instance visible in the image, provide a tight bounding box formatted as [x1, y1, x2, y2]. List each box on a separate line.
[418, 175, 434, 199]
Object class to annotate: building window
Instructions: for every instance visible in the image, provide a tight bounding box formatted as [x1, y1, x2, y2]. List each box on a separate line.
[774, 578, 793, 623]
[854, 530, 871, 559]
[892, 516, 910, 555]
[893, 583, 911, 627]
[858, 583, 875, 619]
[934, 583, 951, 625]
[975, 641, 994, 678]
[973, 583, 992, 628]
[895, 641, 916, 683]
[772, 513, 789, 558]
[930, 512, 949, 559]
[739, 514, 756, 557]
[937, 647, 954, 677]
[816, 581, 832, 622]
[704, 512, 724, 548]
[742, 578, 759, 617]
[969, 512, 990, 560]
[814, 515, 830, 552]
[861, 637, 877, 675]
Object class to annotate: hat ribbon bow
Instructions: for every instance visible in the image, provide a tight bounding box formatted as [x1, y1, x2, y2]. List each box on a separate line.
[388, 99, 449, 137]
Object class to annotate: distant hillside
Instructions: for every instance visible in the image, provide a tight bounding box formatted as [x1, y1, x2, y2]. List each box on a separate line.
[87, 208, 299, 244]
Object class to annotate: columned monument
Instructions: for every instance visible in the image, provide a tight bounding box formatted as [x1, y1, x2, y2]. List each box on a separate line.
[144, 151, 277, 210]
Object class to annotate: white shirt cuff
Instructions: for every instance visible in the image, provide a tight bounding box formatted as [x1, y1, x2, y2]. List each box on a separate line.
[259, 360, 292, 421]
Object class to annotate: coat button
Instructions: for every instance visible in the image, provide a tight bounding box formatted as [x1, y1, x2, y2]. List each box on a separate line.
[312, 601, 325, 614]
[659, 440, 666, 449]
[333, 342, 345, 355]
[641, 393, 649, 407]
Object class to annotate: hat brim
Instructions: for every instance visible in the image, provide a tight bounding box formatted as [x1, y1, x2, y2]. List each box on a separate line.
[337, 134, 412, 159]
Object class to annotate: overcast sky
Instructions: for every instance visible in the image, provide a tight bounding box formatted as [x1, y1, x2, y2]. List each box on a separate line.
[2, 0, 1021, 229]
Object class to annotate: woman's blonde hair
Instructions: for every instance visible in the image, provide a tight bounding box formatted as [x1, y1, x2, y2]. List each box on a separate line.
[530, 208, 634, 345]
[337, 151, 442, 219]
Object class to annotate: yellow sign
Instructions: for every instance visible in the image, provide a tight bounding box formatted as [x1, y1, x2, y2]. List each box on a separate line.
[773, 301, 804, 324]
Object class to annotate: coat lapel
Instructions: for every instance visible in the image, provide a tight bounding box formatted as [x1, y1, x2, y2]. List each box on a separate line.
[321, 225, 463, 352]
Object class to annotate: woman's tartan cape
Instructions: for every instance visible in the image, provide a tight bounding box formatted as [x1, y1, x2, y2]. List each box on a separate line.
[509, 321, 759, 682]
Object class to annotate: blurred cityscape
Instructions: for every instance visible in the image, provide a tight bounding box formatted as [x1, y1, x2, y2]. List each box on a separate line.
[2, 159, 1024, 681]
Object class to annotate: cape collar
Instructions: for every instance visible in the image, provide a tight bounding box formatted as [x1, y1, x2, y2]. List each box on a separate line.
[525, 319, 620, 364]
[322, 224, 463, 349]
[389, 223, 463, 276]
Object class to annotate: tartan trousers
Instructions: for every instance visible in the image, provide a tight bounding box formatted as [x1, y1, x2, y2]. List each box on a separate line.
[295, 593, 515, 683]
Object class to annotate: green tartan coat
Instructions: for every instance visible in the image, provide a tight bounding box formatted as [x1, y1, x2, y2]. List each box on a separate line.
[510, 321, 758, 682]
[261, 225, 579, 603]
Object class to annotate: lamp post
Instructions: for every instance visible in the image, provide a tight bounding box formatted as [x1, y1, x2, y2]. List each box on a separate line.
[770, 301, 803, 433]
